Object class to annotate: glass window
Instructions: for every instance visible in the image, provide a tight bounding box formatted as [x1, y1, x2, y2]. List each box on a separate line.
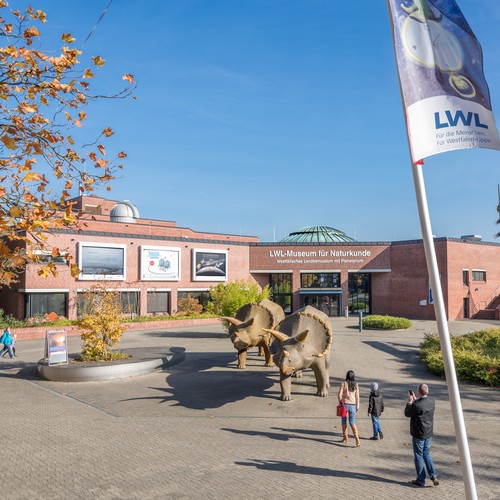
[269, 274, 293, 314]
[462, 270, 469, 286]
[348, 273, 370, 314]
[177, 291, 211, 311]
[270, 274, 292, 293]
[119, 292, 139, 315]
[300, 294, 341, 317]
[76, 290, 139, 317]
[301, 273, 340, 288]
[25, 293, 67, 318]
[472, 270, 486, 282]
[147, 291, 170, 314]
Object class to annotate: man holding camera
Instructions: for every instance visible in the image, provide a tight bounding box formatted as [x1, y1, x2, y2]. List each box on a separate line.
[405, 383, 440, 487]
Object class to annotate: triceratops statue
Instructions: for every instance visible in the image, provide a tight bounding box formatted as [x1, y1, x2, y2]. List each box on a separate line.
[222, 299, 285, 369]
[263, 306, 332, 401]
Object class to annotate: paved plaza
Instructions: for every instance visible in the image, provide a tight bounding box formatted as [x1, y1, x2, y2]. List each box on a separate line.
[1, 317, 499, 499]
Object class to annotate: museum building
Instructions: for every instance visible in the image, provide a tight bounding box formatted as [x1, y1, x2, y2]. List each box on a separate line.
[0, 195, 499, 322]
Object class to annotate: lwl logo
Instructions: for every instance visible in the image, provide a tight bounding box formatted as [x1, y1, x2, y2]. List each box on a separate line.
[435, 111, 488, 129]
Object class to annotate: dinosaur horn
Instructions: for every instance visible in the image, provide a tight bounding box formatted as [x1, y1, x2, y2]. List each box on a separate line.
[262, 328, 289, 343]
[221, 317, 242, 327]
[294, 329, 309, 343]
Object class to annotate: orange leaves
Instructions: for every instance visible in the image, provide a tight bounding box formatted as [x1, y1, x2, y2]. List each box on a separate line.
[92, 55, 105, 67]
[1, 135, 17, 149]
[9, 206, 22, 218]
[36, 10, 47, 23]
[118, 151, 127, 158]
[70, 263, 81, 278]
[0, 3, 132, 287]
[61, 33, 75, 43]
[23, 172, 41, 182]
[18, 102, 37, 114]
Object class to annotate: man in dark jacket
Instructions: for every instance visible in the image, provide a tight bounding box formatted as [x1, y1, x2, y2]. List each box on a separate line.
[405, 383, 439, 487]
[368, 382, 384, 440]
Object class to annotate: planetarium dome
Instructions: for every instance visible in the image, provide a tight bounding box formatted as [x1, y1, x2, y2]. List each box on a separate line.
[110, 201, 140, 224]
[280, 226, 356, 244]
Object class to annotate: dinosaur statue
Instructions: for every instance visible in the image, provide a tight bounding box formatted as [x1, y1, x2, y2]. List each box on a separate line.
[222, 299, 285, 369]
[263, 305, 332, 401]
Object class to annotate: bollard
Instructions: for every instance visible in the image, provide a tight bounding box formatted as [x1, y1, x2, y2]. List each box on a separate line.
[345, 306, 349, 318]
[358, 311, 363, 332]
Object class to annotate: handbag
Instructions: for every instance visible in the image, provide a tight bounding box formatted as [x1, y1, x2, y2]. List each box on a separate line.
[336, 401, 347, 418]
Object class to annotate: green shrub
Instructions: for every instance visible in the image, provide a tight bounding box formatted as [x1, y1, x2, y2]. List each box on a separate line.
[420, 329, 500, 387]
[205, 279, 271, 317]
[363, 315, 412, 330]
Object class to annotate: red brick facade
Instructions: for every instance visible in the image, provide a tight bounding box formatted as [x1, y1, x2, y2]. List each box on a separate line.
[0, 195, 499, 321]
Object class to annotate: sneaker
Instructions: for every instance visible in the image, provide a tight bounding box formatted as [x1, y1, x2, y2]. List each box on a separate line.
[369, 436, 379, 440]
[378, 430, 384, 439]
[431, 476, 439, 486]
[411, 480, 425, 487]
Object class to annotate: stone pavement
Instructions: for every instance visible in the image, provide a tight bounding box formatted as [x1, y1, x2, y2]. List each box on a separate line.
[1, 317, 498, 499]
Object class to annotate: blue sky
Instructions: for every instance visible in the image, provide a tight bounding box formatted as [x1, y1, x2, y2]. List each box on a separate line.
[35, 0, 500, 242]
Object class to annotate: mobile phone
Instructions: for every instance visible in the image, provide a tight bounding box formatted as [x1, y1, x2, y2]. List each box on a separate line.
[408, 390, 414, 395]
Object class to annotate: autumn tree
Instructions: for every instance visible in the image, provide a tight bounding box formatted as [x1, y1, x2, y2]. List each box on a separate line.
[77, 286, 125, 360]
[0, 1, 134, 285]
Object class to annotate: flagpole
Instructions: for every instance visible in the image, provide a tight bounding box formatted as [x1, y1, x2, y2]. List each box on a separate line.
[412, 160, 477, 500]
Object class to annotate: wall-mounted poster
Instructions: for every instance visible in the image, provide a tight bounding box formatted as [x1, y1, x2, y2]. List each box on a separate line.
[192, 249, 227, 281]
[78, 242, 126, 280]
[140, 246, 181, 281]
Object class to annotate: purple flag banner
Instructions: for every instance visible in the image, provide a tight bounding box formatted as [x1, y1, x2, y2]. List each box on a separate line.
[387, 0, 500, 162]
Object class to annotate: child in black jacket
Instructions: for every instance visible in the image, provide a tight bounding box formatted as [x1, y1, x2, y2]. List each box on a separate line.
[368, 382, 384, 440]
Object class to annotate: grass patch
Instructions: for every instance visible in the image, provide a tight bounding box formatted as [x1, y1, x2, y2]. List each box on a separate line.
[420, 328, 500, 387]
[362, 315, 412, 330]
[74, 350, 131, 363]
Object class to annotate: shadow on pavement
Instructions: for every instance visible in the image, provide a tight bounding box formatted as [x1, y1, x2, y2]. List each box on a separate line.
[144, 330, 228, 339]
[221, 427, 345, 447]
[234, 459, 412, 486]
[121, 351, 278, 410]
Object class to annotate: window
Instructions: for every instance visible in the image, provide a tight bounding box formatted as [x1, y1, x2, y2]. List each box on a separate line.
[462, 270, 469, 286]
[25, 293, 67, 319]
[301, 273, 340, 288]
[32, 250, 68, 265]
[472, 270, 486, 282]
[177, 291, 211, 311]
[348, 273, 371, 314]
[119, 291, 139, 315]
[270, 273, 293, 314]
[77, 290, 139, 317]
[147, 291, 170, 314]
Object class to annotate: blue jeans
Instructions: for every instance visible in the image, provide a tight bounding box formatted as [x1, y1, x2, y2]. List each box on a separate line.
[371, 415, 381, 437]
[341, 404, 356, 427]
[412, 437, 437, 485]
[1, 344, 14, 358]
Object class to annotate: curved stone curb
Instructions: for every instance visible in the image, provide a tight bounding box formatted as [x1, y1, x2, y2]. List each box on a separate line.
[37, 347, 185, 382]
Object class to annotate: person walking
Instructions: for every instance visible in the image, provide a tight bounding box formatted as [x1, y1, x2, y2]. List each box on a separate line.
[405, 383, 439, 487]
[0, 327, 15, 359]
[338, 370, 361, 447]
[368, 382, 384, 440]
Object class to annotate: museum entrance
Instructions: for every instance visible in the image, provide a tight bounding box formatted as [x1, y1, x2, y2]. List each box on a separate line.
[299, 292, 341, 317]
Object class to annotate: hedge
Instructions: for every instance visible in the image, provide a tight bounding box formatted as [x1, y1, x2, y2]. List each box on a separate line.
[420, 328, 500, 387]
